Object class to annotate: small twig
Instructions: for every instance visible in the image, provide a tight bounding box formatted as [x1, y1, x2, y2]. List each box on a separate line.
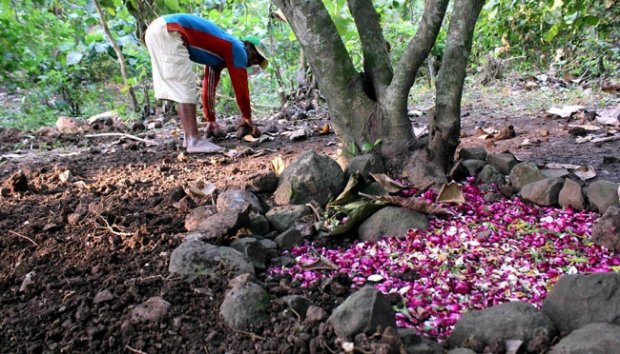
[98, 216, 133, 237]
[125, 345, 147, 354]
[62, 290, 76, 304]
[232, 328, 266, 341]
[84, 133, 158, 146]
[305, 203, 322, 222]
[8, 230, 38, 247]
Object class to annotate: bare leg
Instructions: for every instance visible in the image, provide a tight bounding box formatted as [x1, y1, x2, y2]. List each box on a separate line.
[178, 103, 224, 153]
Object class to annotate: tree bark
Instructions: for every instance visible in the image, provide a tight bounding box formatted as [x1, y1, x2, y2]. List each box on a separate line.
[94, 0, 139, 112]
[429, 0, 485, 171]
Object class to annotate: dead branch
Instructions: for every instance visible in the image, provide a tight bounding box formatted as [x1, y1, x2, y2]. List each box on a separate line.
[84, 133, 158, 146]
[125, 345, 147, 354]
[232, 328, 266, 341]
[8, 230, 38, 247]
[98, 216, 133, 237]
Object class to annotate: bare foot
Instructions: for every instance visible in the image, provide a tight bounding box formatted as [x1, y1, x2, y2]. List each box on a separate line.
[206, 122, 227, 139]
[186, 138, 225, 154]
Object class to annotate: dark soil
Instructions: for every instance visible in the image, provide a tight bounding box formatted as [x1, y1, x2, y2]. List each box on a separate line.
[1, 87, 619, 353]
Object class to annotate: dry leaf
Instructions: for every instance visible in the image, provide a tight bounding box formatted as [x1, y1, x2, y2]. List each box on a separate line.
[359, 192, 452, 217]
[319, 123, 331, 135]
[184, 180, 216, 199]
[370, 173, 413, 194]
[436, 182, 465, 204]
[573, 165, 597, 181]
[271, 155, 286, 176]
[547, 105, 584, 118]
[597, 104, 620, 126]
[243, 135, 257, 142]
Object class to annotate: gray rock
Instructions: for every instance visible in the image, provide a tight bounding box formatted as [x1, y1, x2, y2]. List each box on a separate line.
[541, 168, 571, 179]
[305, 305, 327, 323]
[542, 273, 620, 336]
[248, 213, 270, 235]
[184, 206, 216, 231]
[229, 237, 268, 271]
[520, 178, 564, 206]
[398, 328, 444, 354]
[559, 178, 585, 211]
[280, 295, 311, 317]
[591, 206, 620, 251]
[447, 349, 476, 354]
[245, 171, 279, 194]
[448, 301, 556, 349]
[548, 323, 620, 354]
[217, 189, 267, 214]
[93, 289, 113, 304]
[586, 180, 620, 213]
[130, 296, 170, 323]
[275, 227, 304, 250]
[220, 274, 269, 330]
[169, 240, 254, 277]
[274, 151, 345, 206]
[265, 205, 312, 232]
[346, 154, 385, 179]
[258, 238, 277, 250]
[184, 206, 251, 239]
[509, 162, 545, 192]
[403, 149, 448, 190]
[458, 147, 487, 161]
[328, 286, 396, 338]
[461, 159, 487, 177]
[476, 165, 504, 186]
[487, 152, 519, 175]
[358, 207, 428, 242]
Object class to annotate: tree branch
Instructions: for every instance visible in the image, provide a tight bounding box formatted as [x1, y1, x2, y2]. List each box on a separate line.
[429, 0, 486, 170]
[386, 0, 449, 107]
[347, 0, 393, 100]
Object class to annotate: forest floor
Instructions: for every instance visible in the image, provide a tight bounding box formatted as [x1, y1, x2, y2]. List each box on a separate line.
[0, 76, 619, 353]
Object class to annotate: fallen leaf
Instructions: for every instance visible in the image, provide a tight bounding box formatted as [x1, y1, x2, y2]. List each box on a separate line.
[597, 104, 620, 126]
[319, 123, 331, 135]
[359, 193, 452, 217]
[184, 180, 217, 200]
[271, 155, 286, 176]
[547, 105, 584, 118]
[243, 135, 257, 142]
[370, 173, 413, 194]
[436, 182, 465, 204]
[573, 165, 597, 181]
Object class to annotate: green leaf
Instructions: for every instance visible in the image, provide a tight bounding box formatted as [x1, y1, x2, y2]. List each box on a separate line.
[66, 51, 84, 65]
[164, 0, 181, 11]
[543, 24, 560, 42]
[361, 143, 374, 153]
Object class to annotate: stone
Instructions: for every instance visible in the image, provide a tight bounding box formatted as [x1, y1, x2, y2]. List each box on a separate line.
[275, 227, 304, 250]
[169, 240, 254, 277]
[274, 150, 345, 206]
[184, 206, 251, 240]
[328, 286, 396, 338]
[586, 180, 620, 213]
[542, 273, 620, 336]
[540, 168, 571, 179]
[184, 206, 216, 231]
[398, 329, 444, 354]
[548, 323, 620, 354]
[346, 154, 385, 180]
[248, 213, 270, 235]
[461, 159, 487, 177]
[258, 238, 277, 250]
[520, 178, 564, 206]
[592, 206, 620, 251]
[280, 295, 311, 318]
[447, 349, 477, 354]
[305, 305, 327, 323]
[403, 149, 448, 190]
[487, 152, 519, 175]
[130, 296, 170, 323]
[458, 147, 487, 161]
[217, 189, 267, 214]
[476, 165, 504, 186]
[265, 205, 312, 232]
[358, 207, 428, 242]
[93, 290, 113, 304]
[509, 162, 545, 192]
[229, 237, 268, 270]
[56, 116, 84, 134]
[558, 178, 585, 211]
[245, 171, 279, 194]
[220, 274, 269, 330]
[448, 301, 556, 349]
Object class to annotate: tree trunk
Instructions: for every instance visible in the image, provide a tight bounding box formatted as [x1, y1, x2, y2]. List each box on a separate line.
[94, 0, 139, 113]
[429, 0, 485, 172]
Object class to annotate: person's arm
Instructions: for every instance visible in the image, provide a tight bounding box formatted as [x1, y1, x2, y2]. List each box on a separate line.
[201, 66, 221, 122]
[227, 66, 252, 121]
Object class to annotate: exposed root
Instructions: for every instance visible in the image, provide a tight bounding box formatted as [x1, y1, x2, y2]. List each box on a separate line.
[8, 230, 38, 247]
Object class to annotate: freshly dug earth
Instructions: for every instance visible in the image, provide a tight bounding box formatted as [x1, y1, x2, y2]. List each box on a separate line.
[1, 89, 619, 353]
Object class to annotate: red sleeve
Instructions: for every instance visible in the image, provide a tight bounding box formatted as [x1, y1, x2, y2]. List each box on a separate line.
[201, 66, 221, 122]
[228, 66, 252, 121]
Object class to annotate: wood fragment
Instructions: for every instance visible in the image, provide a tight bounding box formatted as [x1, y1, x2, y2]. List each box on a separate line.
[99, 216, 133, 236]
[125, 345, 148, 354]
[84, 133, 158, 146]
[8, 230, 38, 247]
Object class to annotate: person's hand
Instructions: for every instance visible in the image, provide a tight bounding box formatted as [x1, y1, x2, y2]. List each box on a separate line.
[235, 117, 261, 139]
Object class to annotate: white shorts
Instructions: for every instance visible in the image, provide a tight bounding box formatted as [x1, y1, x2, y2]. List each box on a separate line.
[145, 17, 197, 104]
